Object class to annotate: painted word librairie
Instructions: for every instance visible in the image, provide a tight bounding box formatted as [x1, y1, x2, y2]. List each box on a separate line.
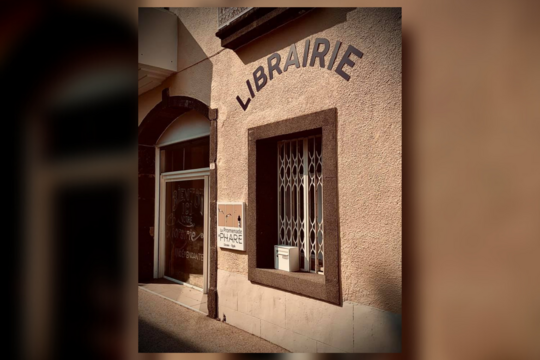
[236, 37, 364, 111]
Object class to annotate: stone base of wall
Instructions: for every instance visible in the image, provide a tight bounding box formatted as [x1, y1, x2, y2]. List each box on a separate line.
[217, 269, 401, 353]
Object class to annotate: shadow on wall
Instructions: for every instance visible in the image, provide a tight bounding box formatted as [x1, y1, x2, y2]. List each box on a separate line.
[174, 12, 213, 105]
[371, 266, 402, 315]
[235, 8, 355, 65]
[138, 144, 156, 281]
[363, 263, 402, 353]
[138, 9, 214, 282]
[336, 171, 402, 354]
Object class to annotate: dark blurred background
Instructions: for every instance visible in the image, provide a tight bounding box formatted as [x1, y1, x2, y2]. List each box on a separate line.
[4, 1, 540, 360]
[4, 2, 136, 360]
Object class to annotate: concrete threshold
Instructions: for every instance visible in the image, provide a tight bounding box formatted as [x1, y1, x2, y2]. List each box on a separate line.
[139, 286, 207, 315]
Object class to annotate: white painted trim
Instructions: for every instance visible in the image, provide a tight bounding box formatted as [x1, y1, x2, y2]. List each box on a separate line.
[161, 167, 211, 180]
[153, 132, 212, 288]
[203, 176, 209, 293]
[159, 174, 166, 278]
[158, 169, 211, 293]
[153, 147, 160, 278]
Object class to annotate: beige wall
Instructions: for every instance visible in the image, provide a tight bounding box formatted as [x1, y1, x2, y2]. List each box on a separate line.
[217, 268, 401, 353]
[138, 7, 401, 314]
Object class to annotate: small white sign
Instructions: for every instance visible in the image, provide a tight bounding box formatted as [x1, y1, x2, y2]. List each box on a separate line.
[217, 202, 245, 251]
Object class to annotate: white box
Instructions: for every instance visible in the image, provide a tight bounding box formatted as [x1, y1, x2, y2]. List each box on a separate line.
[274, 245, 299, 272]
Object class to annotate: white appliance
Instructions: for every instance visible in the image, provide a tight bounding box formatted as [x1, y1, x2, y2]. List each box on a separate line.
[274, 245, 299, 272]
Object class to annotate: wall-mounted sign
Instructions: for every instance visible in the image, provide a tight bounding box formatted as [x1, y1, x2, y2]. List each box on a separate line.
[217, 202, 245, 251]
[236, 37, 364, 111]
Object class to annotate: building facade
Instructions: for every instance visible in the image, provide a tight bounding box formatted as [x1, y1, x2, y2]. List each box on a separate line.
[138, 7, 402, 353]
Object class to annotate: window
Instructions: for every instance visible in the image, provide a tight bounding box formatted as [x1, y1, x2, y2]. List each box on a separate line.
[278, 136, 324, 274]
[160, 136, 210, 173]
[247, 108, 340, 305]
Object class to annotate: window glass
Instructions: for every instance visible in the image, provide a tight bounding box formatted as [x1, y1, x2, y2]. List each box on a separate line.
[160, 136, 209, 173]
[184, 137, 209, 170]
[164, 179, 205, 288]
[278, 135, 323, 274]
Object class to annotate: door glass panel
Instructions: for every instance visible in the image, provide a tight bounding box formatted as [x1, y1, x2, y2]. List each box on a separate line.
[164, 179, 205, 288]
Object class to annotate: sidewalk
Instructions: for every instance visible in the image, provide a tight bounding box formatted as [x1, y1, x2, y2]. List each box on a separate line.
[138, 287, 288, 353]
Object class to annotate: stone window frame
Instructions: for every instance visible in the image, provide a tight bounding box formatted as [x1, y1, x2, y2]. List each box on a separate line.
[247, 108, 340, 305]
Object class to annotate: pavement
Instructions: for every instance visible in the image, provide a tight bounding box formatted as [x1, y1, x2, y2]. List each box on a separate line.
[139, 278, 209, 315]
[138, 287, 288, 353]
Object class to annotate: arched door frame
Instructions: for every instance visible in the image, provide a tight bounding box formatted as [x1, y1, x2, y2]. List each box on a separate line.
[138, 88, 218, 318]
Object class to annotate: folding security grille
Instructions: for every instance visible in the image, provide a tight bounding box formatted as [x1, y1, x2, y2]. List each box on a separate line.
[278, 136, 324, 274]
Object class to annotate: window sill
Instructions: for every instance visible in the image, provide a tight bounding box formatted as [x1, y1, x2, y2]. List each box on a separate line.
[257, 268, 325, 283]
[248, 267, 339, 305]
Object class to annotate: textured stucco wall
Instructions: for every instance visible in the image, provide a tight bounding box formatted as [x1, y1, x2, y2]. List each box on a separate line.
[138, 7, 402, 314]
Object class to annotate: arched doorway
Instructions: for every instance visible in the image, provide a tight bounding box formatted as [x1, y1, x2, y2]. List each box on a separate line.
[138, 89, 218, 318]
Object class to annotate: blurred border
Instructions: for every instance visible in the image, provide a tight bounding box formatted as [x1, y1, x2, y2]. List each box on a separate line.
[5, 1, 540, 359]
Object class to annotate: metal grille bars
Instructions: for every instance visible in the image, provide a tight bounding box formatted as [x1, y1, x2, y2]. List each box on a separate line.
[278, 136, 323, 274]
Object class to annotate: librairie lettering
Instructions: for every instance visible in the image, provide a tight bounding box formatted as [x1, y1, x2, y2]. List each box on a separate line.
[236, 37, 363, 111]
